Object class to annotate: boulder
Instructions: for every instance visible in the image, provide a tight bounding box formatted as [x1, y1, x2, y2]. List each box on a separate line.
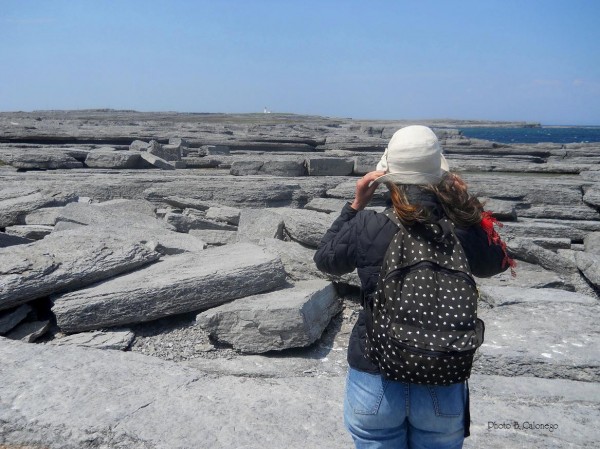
[575, 251, 600, 289]
[24, 206, 63, 225]
[230, 159, 306, 177]
[305, 157, 354, 176]
[272, 208, 336, 248]
[237, 209, 285, 242]
[583, 185, 600, 208]
[140, 151, 176, 170]
[85, 150, 142, 169]
[48, 328, 135, 350]
[196, 280, 341, 353]
[52, 243, 287, 332]
[0, 304, 32, 334]
[129, 139, 150, 151]
[205, 205, 241, 225]
[164, 210, 236, 233]
[0, 150, 83, 170]
[480, 198, 518, 221]
[476, 288, 600, 382]
[0, 229, 161, 311]
[0, 187, 77, 228]
[507, 238, 578, 273]
[5, 224, 53, 240]
[160, 144, 183, 161]
[5, 320, 50, 342]
[259, 238, 362, 287]
[584, 232, 600, 255]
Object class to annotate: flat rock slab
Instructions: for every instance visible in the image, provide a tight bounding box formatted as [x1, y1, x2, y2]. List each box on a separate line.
[236, 208, 284, 242]
[272, 207, 336, 248]
[575, 251, 600, 289]
[24, 206, 63, 225]
[52, 243, 287, 332]
[507, 238, 578, 273]
[196, 280, 341, 353]
[0, 188, 77, 228]
[0, 304, 32, 334]
[1, 338, 599, 449]
[464, 374, 600, 449]
[584, 232, 600, 254]
[0, 229, 160, 311]
[48, 328, 135, 350]
[475, 261, 573, 291]
[5, 320, 50, 342]
[0, 150, 83, 170]
[85, 150, 142, 169]
[0, 338, 351, 449]
[5, 224, 53, 240]
[476, 288, 600, 382]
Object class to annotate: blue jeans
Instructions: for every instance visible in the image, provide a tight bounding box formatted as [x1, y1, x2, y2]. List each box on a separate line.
[344, 367, 466, 449]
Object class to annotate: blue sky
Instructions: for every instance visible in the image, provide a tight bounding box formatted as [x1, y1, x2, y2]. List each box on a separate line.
[1, 0, 599, 124]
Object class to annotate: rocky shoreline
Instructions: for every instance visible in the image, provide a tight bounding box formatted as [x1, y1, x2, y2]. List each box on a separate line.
[1, 110, 599, 448]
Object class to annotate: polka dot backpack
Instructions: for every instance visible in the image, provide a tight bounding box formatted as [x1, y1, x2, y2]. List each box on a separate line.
[364, 209, 485, 385]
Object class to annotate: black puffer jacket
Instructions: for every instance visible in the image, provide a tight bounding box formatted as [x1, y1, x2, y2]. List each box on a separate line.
[314, 194, 508, 373]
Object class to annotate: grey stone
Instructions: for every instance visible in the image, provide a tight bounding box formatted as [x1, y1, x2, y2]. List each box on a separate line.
[55, 201, 165, 230]
[583, 185, 600, 208]
[164, 210, 235, 233]
[230, 159, 306, 177]
[500, 221, 587, 242]
[237, 208, 285, 242]
[306, 157, 355, 176]
[476, 292, 600, 382]
[0, 188, 77, 228]
[304, 197, 348, 213]
[49, 328, 135, 350]
[575, 251, 600, 289]
[205, 205, 241, 225]
[475, 261, 574, 291]
[479, 285, 597, 308]
[272, 207, 336, 248]
[0, 304, 32, 334]
[526, 237, 572, 250]
[5, 224, 53, 240]
[0, 231, 33, 248]
[188, 229, 236, 246]
[5, 320, 50, 342]
[161, 144, 183, 161]
[52, 243, 287, 332]
[129, 139, 150, 151]
[85, 150, 142, 169]
[180, 156, 222, 168]
[464, 374, 600, 449]
[0, 150, 83, 170]
[258, 238, 362, 287]
[507, 238, 578, 273]
[0, 229, 160, 311]
[140, 151, 176, 170]
[196, 280, 341, 353]
[516, 204, 600, 221]
[0, 338, 351, 449]
[480, 197, 517, 220]
[24, 206, 63, 225]
[584, 232, 600, 255]
[203, 144, 230, 155]
[353, 153, 381, 175]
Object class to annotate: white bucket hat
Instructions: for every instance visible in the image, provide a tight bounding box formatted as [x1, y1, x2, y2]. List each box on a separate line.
[374, 125, 449, 185]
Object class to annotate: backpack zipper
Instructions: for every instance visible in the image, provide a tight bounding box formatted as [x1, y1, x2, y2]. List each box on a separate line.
[384, 261, 477, 288]
[389, 337, 477, 358]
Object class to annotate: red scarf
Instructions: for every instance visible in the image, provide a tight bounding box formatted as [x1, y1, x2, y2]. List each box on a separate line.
[480, 211, 517, 277]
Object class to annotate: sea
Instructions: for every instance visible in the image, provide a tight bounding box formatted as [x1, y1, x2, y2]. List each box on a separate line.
[456, 127, 600, 144]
